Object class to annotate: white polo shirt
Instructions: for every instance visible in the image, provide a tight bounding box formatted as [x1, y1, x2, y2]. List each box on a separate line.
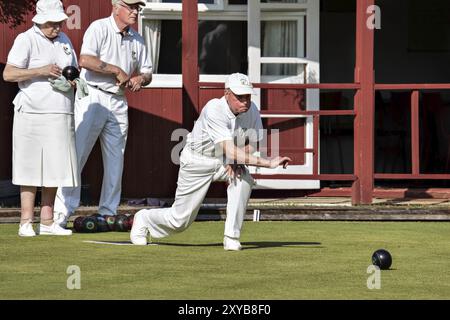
[80, 15, 153, 95]
[185, 97, 264, 158]
[7, 25, 77, 114]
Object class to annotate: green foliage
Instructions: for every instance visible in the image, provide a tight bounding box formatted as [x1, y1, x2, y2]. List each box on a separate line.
[0, 0, 36, 28]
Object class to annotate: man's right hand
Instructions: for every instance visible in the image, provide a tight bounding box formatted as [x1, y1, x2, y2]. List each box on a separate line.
[40, 64, 62, 79]
[114, 67, 130, 87]
[269, 156, 292, 169]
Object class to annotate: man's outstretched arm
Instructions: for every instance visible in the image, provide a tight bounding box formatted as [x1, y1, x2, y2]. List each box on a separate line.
[220, 140, 291, 169]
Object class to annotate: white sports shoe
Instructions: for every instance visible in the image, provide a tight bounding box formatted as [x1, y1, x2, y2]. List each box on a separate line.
[223, 236, 242, 251]
[130, 211, 149, 245]
[18, 221, 36, 237]
[53, 211, 69, 228]
[38, 222, 72, 236]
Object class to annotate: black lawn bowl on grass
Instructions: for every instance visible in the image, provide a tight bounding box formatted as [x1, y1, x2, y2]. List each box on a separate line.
[82, 216, 98, 233]
[73, 216, 85, 233]
[96, 215, 110, 232]
[73, 215, 123, 233]
[114, 214, 129, 232]
[372, 249, 393, 270]
[1, 221, 449, 299]
[127, 214, 134, 231]
[105, 215, 116, 231]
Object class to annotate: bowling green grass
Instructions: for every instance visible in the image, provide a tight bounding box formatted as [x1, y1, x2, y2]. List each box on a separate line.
[0, 221, 449, 300]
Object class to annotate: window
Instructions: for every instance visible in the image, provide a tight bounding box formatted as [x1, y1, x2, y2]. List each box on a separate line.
[149, 20, 248, 75]
[140, 0, 313, 87]
[260, 17, 306, 82]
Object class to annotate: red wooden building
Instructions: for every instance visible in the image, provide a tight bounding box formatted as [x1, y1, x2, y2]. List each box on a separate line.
[1, 0, 450, 205]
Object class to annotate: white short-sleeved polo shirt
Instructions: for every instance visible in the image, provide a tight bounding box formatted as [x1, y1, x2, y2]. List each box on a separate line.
[7, 25, 77, 114]
[80, 15, 153, 95]
[185, 97, 264, 158]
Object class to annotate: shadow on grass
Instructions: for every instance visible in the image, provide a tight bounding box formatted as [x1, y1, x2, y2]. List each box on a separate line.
[157, 241, 322, 250]
[83, 240, 322, 249]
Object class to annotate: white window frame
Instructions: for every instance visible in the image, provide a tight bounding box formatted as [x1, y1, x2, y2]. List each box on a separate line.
[140, 0, 312, 88]
[144, 1, 223, 12]
[246, 0, 320, 189]
[259, 13, 306, 84]
[143, 0, 309, 12]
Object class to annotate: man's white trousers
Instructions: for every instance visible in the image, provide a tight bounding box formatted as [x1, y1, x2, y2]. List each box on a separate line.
[138, 147, 254, 239]
[54, 87, 128, 216]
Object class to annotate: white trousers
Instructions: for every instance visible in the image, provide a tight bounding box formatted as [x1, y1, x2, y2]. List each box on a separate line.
[137, 148, 254, 240]
[54, 87, 128, 216]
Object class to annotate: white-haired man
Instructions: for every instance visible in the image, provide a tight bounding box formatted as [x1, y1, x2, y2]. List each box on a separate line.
[131, 73, 292, 250]
[54, 0, 153, 226]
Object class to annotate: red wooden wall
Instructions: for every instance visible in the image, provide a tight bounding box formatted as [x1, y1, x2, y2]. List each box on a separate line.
[0, 10, 35, 186]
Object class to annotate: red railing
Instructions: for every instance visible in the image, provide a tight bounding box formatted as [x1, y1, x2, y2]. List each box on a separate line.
[374, 84, 450, 180]
[199, 83, 450, 186]
[199, 82, 359, 182]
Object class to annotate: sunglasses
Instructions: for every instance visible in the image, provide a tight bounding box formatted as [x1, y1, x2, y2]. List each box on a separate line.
[231, 91, 251, 102]
[118, 2, 143, 13]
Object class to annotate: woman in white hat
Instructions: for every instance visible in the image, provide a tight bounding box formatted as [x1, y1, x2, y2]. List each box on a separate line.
[3, 0, 79, 237]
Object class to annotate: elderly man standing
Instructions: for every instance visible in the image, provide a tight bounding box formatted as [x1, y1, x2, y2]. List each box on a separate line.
[54, 0, 153, 226]
[131, 73, 292, 250]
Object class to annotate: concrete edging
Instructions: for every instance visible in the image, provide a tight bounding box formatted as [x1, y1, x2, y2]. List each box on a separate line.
[2, 204, 450, 223]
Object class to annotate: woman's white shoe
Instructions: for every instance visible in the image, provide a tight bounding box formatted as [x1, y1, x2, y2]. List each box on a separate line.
[38, 222, 72, 235]
[18, 221, 36, 237]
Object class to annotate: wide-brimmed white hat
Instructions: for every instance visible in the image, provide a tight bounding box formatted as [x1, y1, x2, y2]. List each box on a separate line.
[32, 0, 68, 24]
[225, 73, 256, 95]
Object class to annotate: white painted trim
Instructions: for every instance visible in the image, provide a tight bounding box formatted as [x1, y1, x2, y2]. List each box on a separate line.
[141, 11, 247, 20]
[142, 1, 223, 12]
[254, 179, 318, 190]
[247, 0, 261, 108]
[261, 12, 306, 20]
[303, 0, 320, 187]
[142, 1, 309, 12]
[146, 74, 182, 88]
[260, 4, 308, 11]
[260, 114, 310, 119]
[260, 57, 310, 64]
[261, 75, 305, 83]
[199, 74, 229, 83]
[146, 74, 233, 89]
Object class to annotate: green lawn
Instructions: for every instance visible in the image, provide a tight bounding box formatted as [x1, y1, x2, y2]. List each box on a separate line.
[0, 221, 449, 300]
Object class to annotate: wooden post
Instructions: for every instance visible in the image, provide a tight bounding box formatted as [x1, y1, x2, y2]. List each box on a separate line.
[411, 90, 420, 175]
[352, 0, 375, 205]
[182, 0, 199, 130]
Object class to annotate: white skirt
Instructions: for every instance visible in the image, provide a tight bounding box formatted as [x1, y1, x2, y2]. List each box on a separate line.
[12, 111, 79, 187]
